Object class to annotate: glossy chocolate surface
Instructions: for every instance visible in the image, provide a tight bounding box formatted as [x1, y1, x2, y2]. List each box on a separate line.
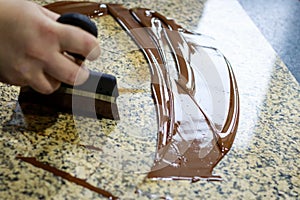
[45, 1, 239, 181]
[15, 1, 239, 199]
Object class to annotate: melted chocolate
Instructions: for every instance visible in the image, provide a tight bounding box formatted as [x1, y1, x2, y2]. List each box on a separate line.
[22, 0, 239, 196]
[16, 156, 118, 199]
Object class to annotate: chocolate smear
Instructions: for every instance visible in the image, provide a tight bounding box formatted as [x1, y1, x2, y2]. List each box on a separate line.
[16, 156, 119, 199]
[44, 1, 239, 182]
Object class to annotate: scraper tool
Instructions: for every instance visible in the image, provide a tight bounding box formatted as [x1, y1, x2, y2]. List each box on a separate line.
[18, 13, 120, 120]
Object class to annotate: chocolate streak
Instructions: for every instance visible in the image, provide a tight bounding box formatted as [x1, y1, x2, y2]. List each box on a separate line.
[42, 0, 238, 188]
[16, 156, 118, 199]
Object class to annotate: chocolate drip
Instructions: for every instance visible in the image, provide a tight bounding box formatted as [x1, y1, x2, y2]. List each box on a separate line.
[29, 0, 239, 187]
[16, 156, 119, 200]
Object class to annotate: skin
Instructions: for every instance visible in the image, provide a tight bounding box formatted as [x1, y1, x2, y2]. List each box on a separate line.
[0, 0, 100, 94]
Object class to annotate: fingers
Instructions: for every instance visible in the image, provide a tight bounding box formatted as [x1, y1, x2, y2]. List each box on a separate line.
[29, 72, 61, 94]
[44, 52, 90, 86]
[29, 8, 100, 93]
[41, 7, 101, 60]
[57, 24, 101, 61]
[22, 58, 61, 94]
[22, 52, 89, 94]
[39, 6, 60, 21]
[29, 23, 97, 92]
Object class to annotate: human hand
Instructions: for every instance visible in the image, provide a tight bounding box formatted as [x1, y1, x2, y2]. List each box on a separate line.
[0, 0, 100, 94]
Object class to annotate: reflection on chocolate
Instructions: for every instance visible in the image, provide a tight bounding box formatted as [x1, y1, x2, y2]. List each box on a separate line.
[43, 0, 239, 187]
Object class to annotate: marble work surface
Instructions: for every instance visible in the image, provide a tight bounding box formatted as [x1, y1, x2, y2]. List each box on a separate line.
[0, 0, 299, 199]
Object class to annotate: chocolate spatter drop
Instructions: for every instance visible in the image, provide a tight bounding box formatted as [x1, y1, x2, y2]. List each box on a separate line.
[43, 1, 239, 181]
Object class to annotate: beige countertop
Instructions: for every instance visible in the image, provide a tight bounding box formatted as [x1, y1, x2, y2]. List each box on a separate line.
[0, 0, 299, 199]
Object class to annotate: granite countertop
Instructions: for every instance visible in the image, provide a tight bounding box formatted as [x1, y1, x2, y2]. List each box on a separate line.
[0, 0, 299, 199]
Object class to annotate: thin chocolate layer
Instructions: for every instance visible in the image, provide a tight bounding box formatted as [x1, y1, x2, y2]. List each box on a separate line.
[42, 0, 239, 183]
[127, 7, 239, 180]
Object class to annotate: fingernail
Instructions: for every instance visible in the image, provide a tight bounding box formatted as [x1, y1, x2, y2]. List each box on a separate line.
[86, 44, 101, 61]
[74, 66, 89, 85]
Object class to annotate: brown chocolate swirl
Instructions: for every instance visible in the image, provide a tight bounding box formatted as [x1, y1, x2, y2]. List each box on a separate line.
[44, 1, 239, 182]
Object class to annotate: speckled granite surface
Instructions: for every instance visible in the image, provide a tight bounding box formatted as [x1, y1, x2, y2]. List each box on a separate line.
[0, 0, 299, 199]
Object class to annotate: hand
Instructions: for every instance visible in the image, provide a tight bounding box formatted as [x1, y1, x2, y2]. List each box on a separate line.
[0, 0, 100, 94]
